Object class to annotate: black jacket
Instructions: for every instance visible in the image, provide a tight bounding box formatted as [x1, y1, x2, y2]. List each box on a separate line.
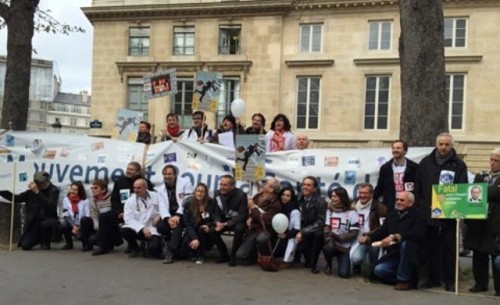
[298, 194, 327, 235]
[464, 172, 500, 254]
[373, 158, 418, 212]
[0, 183, 59, 246]
[111, 175, 154, 214]
[183, 197, 220, 241]
[414, 148, 468, 223]
[214, 187, 248, 227]
[368, 206, 427, 256]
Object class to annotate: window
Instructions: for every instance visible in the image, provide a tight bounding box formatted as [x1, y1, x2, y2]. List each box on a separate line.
[70, 118, 78, 126]
[216, 78, 240, 126]
[127, 77, 148, 121]
[129, 27, 150, 56]
[296, 77, 320, 129]
[172, 79, 194, 128]
[364, 75, 390, 130]
[368, 21, 391, 50]
[173, 26, 195, 55]
[445, 74, 465, 130]
[300, 24, 322, 53]
[38, 113, 45, 123]
[219, 25, 241, 55]
[444, 18, 467, 48]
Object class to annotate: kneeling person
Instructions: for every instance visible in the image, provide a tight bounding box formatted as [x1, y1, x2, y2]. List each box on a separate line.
[359, 191, 426, 290]
[121, 179, 163, 258]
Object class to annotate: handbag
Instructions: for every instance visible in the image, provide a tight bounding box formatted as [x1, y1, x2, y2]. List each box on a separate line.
[256, 215, 280, 272]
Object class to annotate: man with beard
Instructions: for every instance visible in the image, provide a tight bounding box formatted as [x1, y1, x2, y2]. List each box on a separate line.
[374, 139, 418, 212]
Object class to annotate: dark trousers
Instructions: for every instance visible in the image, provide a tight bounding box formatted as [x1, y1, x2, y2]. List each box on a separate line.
[157, 219, 184, 258]
[472, 250, 500, 292]
[297, 230, 324, 269]
[79, 217, 96, 248]
[120, 227, 162, 258]
[19, 218, 59, 250]
[86, 211, 122, 251]
[186, 227, 229, 259]
[59, 221, 74, 246]
[426, 223, 456, 285]
[323, 245, 351, 278]
[236, 231, 271, 262]
[218, 222, 246, 259]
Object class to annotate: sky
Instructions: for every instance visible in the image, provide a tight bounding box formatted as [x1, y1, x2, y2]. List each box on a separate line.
[0, 0, 93, 94]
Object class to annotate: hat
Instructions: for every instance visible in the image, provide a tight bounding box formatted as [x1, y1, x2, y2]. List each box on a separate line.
[223, 114, 236, 128]
[34, 171, 50, 184]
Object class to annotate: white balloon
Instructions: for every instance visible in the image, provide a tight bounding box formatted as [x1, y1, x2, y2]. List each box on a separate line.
[231, 98, 246, 117]
[271, 213, 289, 234]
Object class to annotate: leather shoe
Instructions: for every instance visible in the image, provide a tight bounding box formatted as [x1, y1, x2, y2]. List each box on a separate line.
[92, 248, 109, 256]
[311, 267, 320, 274]
[469, 285, 487, 293]
[421, 281, 440, 289]
[395, 282, 414, 291]
[61, 243, 73, 250]
[324, 267, 332, 275]
[41, 244, 51, 250]
[215, 256, 230, 264]
[279, 262, 292, 269]
[495, 291, 500, 297]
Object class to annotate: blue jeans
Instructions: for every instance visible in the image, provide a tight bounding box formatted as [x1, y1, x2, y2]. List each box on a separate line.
[351, 244, 379, 268]
[373, 241, 413, 284]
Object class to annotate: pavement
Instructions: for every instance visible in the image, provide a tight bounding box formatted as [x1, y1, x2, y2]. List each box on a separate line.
[0, 242, 497, 305]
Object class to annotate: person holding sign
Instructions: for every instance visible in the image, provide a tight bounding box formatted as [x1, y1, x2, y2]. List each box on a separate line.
[464, 148, 500, 297]
[414, 132, 468, 292]
[359, 191, 427, 290]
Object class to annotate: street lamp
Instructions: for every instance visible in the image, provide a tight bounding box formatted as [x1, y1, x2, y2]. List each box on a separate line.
[51, 117, 62, 133]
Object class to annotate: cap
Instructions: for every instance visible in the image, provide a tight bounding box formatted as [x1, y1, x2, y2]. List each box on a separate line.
[34, 171, 50, 184]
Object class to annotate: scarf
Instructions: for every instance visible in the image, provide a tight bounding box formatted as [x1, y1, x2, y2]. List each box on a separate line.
[68, 194, 80, 214]
[435, 150, 452, 166]
[167, 124, 181, 137]
[270, 130, 285, 152]
[281, 200, 299, 219]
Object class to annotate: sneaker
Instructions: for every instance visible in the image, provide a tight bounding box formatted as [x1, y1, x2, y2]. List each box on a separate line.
[195, 257, 205, 265]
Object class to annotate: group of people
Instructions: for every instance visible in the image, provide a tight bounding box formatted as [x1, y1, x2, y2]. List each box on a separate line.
[136, 111, 310, 151]
[1, 132, 498, 297]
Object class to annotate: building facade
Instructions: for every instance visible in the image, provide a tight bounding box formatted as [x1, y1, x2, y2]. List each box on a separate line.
[0, 56, 91, 134]
[83, 0, 500, 172]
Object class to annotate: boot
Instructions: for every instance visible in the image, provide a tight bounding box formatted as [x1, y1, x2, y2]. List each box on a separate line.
[162, 240, 173, 264]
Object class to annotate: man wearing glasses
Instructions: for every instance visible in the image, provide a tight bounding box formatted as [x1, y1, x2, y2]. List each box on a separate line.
[182, 111, 212, 143]
[0, 171, 60, 250]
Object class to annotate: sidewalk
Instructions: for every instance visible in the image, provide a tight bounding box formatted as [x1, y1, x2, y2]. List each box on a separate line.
[0, 242, 497, 305]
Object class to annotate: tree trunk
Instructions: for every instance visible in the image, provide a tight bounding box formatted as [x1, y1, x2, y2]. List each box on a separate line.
[0, 0, 38, 130]
[399, 0, 448, 147]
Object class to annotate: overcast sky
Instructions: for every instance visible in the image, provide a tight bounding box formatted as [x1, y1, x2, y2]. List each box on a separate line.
[0, 0, 93, 94]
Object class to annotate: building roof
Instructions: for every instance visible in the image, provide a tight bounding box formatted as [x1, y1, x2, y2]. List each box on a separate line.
[54, 92, 91, 106]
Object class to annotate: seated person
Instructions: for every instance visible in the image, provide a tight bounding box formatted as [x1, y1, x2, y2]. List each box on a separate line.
[323, 187, 359, 278]
[236, 178, 281, 264]
[182, 183, 229, 264]
[0, 171, 59, 250]
[274, 186, 301, 268]
[359, 191, 427, 290]
[121, 179, 163, 259]
[59, 181, 90, 250]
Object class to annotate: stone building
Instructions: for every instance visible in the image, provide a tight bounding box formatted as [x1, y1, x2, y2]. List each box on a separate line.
[83, 0, 500, 172]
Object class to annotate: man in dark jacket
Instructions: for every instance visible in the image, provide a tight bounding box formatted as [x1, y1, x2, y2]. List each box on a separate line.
[214, 175, 249, 266]
[295, 176, 327, 274]
[464, 148, 500, 297]
[360, 191, 427, 290]
[0, 171, 60, 250]
[414, 132, 468, 291]
[374, 139, 418, 212]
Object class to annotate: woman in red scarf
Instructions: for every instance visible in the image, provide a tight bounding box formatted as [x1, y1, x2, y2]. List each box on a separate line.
[160, 113, 184, 141]
[265, 114, 296, 152]
[59, 181, 90, 250]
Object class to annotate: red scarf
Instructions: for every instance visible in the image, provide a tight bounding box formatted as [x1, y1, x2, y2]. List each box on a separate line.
[270, 130, 285, 152]
[167, 124, 181, 137]
[68, 194, 80, 214]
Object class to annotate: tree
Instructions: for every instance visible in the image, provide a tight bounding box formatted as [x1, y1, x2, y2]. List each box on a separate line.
[0, 0, 84, 130]
[399, 0, 448, 146]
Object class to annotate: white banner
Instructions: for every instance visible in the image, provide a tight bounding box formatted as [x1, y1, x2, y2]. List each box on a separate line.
[0, 131, 432, 199]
